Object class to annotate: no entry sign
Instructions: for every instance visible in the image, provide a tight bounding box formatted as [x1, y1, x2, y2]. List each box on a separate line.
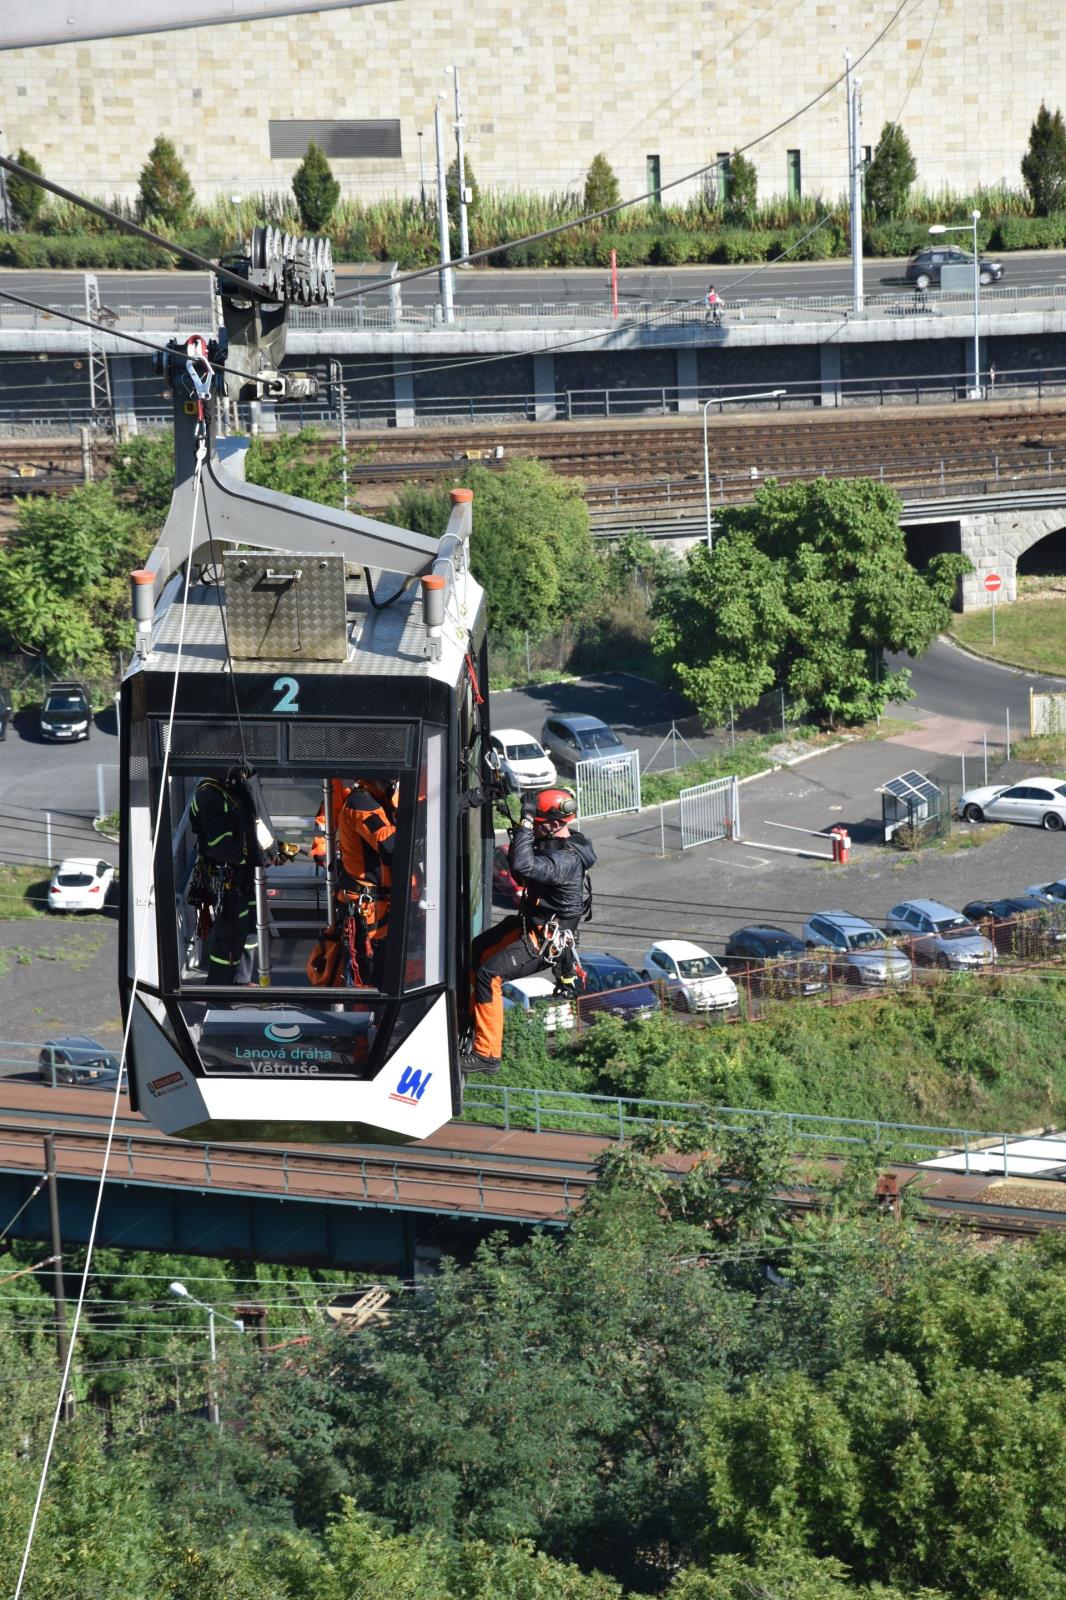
[984, 573, 1002, 592]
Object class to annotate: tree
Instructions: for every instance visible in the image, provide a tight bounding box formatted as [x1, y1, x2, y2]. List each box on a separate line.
[652, 478, 970, 726]
[389, 459, 600, 647]
[0, 481, 151, 672]
[864, 122, 917, 220]
[137, 136, 195, 226]
[723, 150, 758, 222]
[1021, 103, 1066, 216]
[584, 153, 621, 214]
[7, 147, 45, 229]
[446, 154, 481, 230]
[292, 141, 340, 232]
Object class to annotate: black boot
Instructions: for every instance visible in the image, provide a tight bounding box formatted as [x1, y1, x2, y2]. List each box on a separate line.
[460, 1051, 502, 1076]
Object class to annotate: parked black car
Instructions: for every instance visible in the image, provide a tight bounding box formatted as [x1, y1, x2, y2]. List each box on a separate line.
[961, 896, 1066, 959]
[40, 680, 92, 742]
[38, 1035, 122, 1086]
[904, 247, 1003, 290]
[723, 926, 829, 997]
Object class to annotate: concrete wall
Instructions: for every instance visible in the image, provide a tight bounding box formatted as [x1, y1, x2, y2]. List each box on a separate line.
[0, 0, 1057, 205]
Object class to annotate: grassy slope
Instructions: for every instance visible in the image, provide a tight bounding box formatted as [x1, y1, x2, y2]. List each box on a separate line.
[951, 597, 1066, 676]
[469, 974, 1066, 1136]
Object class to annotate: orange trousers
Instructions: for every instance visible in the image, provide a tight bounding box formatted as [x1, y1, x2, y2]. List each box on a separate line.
[471, 915, 545, 1059]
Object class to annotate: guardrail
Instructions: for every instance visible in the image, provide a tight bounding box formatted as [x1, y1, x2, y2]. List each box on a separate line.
[461, 1083, 1045, 1176]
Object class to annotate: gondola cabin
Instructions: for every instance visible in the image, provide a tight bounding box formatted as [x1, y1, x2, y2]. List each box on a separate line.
[121, 404, 492, 1146]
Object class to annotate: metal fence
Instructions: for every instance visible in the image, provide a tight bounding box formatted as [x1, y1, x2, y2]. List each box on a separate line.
[575, 750, 641, 821]
[9, 360, 1066, 438]
[679, 775, 740, 849]
[461, 1081, 1052, 1177]
[1030, 691, 1066, 737]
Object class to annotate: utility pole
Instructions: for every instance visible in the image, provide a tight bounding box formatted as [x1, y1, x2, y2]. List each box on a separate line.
[445, 64, 470, 263]
[43, 1136, 74, 1421]
[416, 129, 427, 216]
[845, 52, 864, 314]
[433, 98, 455, 323]
[0, 131, 11, 232]
[329, 358, 349, 510]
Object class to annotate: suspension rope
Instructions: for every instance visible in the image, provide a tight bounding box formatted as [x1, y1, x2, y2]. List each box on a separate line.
[11, 428, 208, 1600]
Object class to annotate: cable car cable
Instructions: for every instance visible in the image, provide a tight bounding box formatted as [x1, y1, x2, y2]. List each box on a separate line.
[11, 434, 208, 1600]
[0, 155, 273, 306]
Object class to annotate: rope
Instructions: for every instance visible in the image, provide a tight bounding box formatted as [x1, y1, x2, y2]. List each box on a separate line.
[11, 430, 208, 1600]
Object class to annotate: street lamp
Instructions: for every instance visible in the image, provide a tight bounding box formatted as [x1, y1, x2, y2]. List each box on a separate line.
[703, 390, 787, 550]
[444, 64, 470, 263]
[929, 209, 982, 398]
[169, 1280, 244, 1428]
[230, 193, 243, 248]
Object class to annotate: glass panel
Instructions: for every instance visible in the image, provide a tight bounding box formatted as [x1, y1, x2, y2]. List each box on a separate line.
[164, 748, 445, 995]
[175, 990, 438, 1080]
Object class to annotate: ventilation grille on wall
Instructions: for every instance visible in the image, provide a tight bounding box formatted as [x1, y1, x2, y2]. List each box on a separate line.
[269, 120, 402, 160]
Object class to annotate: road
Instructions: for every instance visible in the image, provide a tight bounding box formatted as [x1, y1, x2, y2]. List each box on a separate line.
[0, 638, 1060, 871]
[4, 250, 1066, 314]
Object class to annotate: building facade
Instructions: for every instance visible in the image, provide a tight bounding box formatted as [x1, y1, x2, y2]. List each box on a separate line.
[0, 0, 1057, 207]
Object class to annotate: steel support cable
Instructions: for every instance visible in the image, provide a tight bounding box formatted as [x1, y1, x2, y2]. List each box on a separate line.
[11, 435, 206, 1600]
[0, 156, 271, 305]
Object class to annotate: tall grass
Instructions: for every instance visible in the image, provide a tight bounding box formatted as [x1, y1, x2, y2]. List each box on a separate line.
[17, 181, 1047, 269]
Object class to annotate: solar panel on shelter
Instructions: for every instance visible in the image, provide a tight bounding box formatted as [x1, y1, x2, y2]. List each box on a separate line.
[877, 770, 942, 804]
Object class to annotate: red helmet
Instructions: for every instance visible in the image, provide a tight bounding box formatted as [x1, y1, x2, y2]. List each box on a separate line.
[534, 788, 578, 824]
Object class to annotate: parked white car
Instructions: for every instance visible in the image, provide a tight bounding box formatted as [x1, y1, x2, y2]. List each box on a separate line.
[958, 777, 1066, 831]
[641, 939, 739, 1012]
[502, 974, 576, 1032]
[489, 728, 557, 792]
[47, 858, 114, 913]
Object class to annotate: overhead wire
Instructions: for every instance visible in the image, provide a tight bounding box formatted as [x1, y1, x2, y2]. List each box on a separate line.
[331, 0, 918, 304]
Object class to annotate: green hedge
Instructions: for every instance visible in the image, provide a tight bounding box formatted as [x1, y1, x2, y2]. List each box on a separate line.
[6, 211, 1064, 274]
[0, 232, 172, 268]
[995, 212, 1066, 249]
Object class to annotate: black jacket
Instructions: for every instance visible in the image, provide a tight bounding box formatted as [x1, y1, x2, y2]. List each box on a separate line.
[191, 772, 278, 869]
[509, 824, 596, 927]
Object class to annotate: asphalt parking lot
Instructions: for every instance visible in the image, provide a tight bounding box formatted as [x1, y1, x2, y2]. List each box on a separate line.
[2, 645, 1065, 1048]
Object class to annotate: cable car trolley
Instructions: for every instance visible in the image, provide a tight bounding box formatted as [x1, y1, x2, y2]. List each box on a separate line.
[120, 228, 493, 1145]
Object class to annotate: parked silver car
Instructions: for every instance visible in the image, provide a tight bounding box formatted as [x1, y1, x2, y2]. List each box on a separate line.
[802, 911, 912, 986]
[539, 714, 630, 773]
[883, 899, 996, 970]
[958, 777, 1066, 831]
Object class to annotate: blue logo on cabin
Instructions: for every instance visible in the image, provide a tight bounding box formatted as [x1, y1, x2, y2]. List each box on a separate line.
[393, 1066, 432, 1103]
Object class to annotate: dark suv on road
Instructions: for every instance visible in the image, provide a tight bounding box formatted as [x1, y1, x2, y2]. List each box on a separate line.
[40, 680, 92, 742]
[904, 247, 1004, 290]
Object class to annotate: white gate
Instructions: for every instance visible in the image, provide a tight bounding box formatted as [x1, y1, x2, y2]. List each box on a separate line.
[680, 775, 740, 849]
[575, 750, 641, 821]
[1030, 690, 1066, 736]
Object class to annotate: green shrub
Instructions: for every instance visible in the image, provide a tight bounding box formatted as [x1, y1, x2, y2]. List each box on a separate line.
[584, 152, 621, 214]
[996, 213, 1066, 249]
[0, 233, 171, 268]
[715, 229, 774, 263]
[137, 136, 194, 227]
[1021, 103, 1066, 216]
[7, 148, 45, 229]
[594, 230, 657, 267]
[863, 219, 933, 257]
[724, 150, 758, 224]
[652, 229, 697, 265]
[292, 141, 340, 232]
[864, 122, 918, 219]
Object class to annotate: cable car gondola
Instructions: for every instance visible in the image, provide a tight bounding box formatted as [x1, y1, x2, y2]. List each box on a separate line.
[119, 229, 493, 1145]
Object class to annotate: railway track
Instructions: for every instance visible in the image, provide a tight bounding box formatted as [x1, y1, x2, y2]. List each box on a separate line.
[8, 406, 1066, 512]
[0, 1083, 1063, 1238]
